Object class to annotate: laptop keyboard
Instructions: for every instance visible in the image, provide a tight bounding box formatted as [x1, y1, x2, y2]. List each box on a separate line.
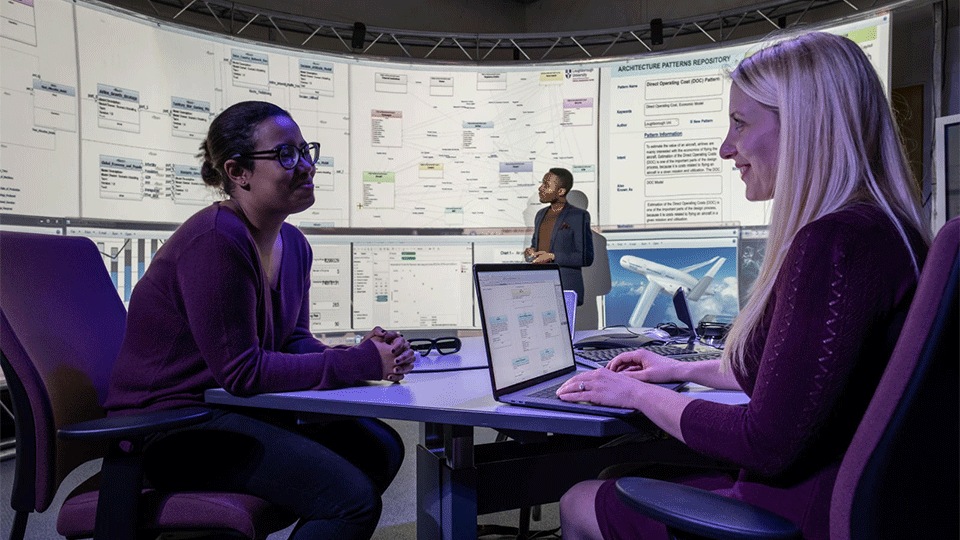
[575, 345, 721, 365]
[526, 346, 721, 400]
[529, 381, 567, 399]
[665, 351, 723, 362]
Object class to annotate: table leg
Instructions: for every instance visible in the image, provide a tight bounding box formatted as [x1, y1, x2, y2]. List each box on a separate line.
[416, 422, 477, 540]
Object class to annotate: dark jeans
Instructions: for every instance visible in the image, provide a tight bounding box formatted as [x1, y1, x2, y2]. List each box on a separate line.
[142, 409, 404, 540]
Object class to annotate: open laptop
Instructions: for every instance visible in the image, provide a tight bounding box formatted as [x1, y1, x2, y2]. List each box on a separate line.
[474, 263, 684, 417]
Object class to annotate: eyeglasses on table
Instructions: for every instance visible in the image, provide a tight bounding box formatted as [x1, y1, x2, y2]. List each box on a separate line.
[408, 337, 462, 356]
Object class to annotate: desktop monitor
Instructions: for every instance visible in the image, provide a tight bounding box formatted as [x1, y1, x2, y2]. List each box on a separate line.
[65, 218, 177, 305]
[738, 226, 768, 308]
[601, 226, 739, 329]
[934, 114, 960, 230]
[0, 214, 65, 236]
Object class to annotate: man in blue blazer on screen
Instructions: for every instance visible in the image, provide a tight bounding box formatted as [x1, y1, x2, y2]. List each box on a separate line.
[525, 167, 595, 305]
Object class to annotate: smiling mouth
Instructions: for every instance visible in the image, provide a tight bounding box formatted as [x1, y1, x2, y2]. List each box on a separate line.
[294, 176, 315, 189]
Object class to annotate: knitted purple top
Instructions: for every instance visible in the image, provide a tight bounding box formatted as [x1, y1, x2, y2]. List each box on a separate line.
[678, 203, 926, 537]
[106, 203, 382, 414]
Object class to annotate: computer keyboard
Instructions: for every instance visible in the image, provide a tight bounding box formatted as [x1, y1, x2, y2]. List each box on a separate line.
[668, 351, 723, 362]
[529, 381, 566, 399]
[575, 345, 721, 365]
[574, 347, 645, 362]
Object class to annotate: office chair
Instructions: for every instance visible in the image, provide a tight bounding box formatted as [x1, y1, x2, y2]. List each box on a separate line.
[568, 189, 611, 331]
[0, 231, 295, 540]
[614, 215, 960, 540]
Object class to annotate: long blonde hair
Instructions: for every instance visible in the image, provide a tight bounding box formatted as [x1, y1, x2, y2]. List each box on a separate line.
[722, 31, 930, 375]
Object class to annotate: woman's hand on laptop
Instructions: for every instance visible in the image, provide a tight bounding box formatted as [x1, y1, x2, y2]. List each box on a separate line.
[556, 369, 649, 409]
[560, 363, 693, 442]
[605, 349, 684, 383]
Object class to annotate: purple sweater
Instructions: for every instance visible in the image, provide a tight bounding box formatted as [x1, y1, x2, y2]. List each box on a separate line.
[679, 204, 926, 538]
[106, 203, 382, 414]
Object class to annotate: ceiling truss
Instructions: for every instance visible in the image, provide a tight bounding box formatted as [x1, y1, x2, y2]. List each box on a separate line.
[132, 0, 890, 62]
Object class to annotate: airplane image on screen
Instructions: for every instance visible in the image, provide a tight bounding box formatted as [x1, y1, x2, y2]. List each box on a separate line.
[620, 255, 727, 327]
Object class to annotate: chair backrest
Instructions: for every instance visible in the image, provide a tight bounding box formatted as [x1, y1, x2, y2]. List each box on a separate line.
[0, 231, 127, 513]
[567, 188, 611, 330]
[830, 217, 959, 539]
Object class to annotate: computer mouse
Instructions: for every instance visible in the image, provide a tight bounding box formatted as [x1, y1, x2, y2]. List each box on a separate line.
[642, 328, 671, 340]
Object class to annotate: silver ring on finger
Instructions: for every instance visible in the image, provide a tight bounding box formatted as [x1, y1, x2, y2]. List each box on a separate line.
[578, 381, 585, 392]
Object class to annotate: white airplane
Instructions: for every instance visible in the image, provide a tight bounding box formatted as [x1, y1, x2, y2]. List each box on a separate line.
[619, 255, 727, 327]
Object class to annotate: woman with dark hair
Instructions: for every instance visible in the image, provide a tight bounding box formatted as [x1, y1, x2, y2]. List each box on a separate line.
[106, 101, 415, 539]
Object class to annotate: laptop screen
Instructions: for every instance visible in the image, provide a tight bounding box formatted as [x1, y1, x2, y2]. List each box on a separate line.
[474, 264, 577, 392]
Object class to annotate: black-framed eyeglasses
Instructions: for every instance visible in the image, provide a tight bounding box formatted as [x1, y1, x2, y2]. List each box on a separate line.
[408, 337, 462, 356]
[233, 142, 321, 170]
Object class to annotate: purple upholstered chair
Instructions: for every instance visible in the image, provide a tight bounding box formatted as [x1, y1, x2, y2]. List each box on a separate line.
[614, 216, 960, 539]
[0, 231, 295, 540]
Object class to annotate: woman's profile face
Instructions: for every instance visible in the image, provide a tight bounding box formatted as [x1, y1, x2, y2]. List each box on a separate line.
[244, 115, 317, 216]
[719, 84, 780, 202]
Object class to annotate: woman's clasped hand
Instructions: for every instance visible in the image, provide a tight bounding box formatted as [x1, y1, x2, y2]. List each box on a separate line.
[362, 326, 417, 383]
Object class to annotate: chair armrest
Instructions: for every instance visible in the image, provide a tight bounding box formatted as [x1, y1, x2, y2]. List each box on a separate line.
[614, 477, 801, 540]
[57, 407, 212, 441]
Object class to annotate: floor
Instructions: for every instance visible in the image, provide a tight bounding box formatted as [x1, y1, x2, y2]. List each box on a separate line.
[0, 419, 563, 539]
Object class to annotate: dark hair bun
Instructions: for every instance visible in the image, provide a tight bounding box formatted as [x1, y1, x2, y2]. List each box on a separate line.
[200, 161, 222, 187]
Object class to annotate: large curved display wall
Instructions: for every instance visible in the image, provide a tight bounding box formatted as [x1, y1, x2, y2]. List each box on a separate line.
[0, 0, 891, 335]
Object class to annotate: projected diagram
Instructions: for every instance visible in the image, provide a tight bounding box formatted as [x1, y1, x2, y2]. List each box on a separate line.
[75, 7, 221, 222]
[602, 51, 754, 228]
[0, 0, 81, 216]
[600, 16, 891, 228]
[73, 3, 352, 224]
[305, 242, 353, 333]
[349, 64, 599, 228]
[352, 242, 474, 330]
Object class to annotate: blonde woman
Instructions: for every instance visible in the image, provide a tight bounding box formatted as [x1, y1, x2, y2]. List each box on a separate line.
[557, 32, 929, 540]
